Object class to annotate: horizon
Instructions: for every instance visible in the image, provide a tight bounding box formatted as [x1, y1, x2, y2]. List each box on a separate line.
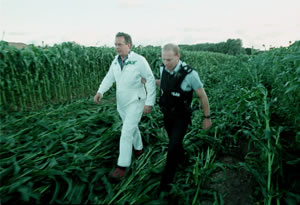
[4, 39, 298, 51]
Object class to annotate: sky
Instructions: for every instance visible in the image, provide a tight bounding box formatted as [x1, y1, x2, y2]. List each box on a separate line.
[0, 0, 299, 49]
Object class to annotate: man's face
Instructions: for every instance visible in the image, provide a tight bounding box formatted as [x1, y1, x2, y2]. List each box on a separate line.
[115, 37, 130, 57]
[162, 50, 180, 71]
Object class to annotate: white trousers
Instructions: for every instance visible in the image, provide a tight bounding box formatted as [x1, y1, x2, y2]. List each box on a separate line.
[117, 100, 145, 167]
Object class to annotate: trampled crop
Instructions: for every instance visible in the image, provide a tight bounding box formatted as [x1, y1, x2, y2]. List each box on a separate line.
[0, 41, 299, 204]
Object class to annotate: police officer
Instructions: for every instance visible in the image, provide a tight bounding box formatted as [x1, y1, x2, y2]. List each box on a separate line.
[156, 43, 212, 192]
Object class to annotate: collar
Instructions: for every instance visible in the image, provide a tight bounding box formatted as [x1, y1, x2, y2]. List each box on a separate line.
[118, 51, 132, 62]
[164, 60, 183, 74]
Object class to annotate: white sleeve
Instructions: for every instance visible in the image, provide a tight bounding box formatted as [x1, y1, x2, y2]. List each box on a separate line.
[140, 57, 156, 106]
[97, 63, 115, 96]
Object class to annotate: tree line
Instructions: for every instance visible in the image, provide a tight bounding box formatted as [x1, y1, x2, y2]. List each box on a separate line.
[179, 38, 259, 55]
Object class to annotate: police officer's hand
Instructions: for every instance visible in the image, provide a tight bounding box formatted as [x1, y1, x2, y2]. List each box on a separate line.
[94, 93, 102, 104]
[203, 118, 212, 130]
[141, 77, 146, 84]
[144, 105, 152, 114]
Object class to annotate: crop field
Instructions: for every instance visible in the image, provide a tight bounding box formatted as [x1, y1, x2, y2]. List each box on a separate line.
[0, 41, 299, 204]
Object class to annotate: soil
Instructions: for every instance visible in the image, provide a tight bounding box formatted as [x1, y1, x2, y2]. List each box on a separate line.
[203, 155, 256, 205]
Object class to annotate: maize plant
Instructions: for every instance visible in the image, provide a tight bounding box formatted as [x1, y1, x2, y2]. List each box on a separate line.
[0, 41, 299, 204]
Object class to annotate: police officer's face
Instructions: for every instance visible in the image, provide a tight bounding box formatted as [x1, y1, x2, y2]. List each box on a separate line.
[162, 50, 180, 71]
[115, 37, 130, 58]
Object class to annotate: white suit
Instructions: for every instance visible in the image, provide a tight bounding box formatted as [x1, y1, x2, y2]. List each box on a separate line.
[97, 51, 156, 167]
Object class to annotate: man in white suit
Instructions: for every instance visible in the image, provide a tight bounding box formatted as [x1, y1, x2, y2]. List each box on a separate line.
[94, 32, 156, 181]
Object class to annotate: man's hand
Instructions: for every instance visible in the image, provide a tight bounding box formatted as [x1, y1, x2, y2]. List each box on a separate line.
[93, 93, 102, 104]
[143, 105, 152, 114]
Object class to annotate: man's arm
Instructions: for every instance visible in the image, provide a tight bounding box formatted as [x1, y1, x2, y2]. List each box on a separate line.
[140, 57, 156, 112]
[142, 67, 161, 86]
[195, 87, 212, 130]
[141, 79, 160, 86]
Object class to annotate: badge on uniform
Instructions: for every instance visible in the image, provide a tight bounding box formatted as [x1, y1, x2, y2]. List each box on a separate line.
[171, 92, 180, 97]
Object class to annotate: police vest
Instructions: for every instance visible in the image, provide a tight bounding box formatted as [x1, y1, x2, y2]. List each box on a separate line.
[159, 64, 193, 115]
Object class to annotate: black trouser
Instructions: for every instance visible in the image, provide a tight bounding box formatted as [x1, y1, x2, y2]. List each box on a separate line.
[160, 112, 191, 192]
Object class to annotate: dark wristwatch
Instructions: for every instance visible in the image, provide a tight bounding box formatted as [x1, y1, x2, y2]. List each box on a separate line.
[204, 115, 211, 119]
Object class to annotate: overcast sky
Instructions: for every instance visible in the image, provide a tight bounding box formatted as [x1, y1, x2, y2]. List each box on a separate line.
[1, 0, 299, 49]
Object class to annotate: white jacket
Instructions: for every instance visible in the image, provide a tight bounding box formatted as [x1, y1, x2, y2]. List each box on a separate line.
[97, 51, 156, 108]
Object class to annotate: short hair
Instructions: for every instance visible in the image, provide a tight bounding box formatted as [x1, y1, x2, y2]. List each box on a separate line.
[116, 32, 132, 46]
[162, 43, 180, 55]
